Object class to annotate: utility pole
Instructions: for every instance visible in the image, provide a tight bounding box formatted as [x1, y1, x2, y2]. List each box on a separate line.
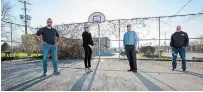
[19, 0, 32, 57]
[19, 0, 32, 35]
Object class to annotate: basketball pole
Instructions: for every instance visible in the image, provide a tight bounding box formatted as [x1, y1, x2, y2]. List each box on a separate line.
[98, 23, 101, 62]
[88, 12, 105, 62]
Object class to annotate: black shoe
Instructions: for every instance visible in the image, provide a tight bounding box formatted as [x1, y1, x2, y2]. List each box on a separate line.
[127, 69, 133, 72]
[182, 69, 186, 72]
[42, 73, 47, 77]
[172, 68, 176, 71]
[54, 71, 60, 75]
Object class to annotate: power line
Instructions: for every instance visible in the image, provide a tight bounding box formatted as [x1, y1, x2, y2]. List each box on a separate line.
[164, 0, 193, 24]
[117, 13, 203, 20]
[2, 13, 203, 28]
[173, 0, 193, 15]
[1, 20, 36, 29]
[53, 13, 203, 25]
[181, 9, 203, 24]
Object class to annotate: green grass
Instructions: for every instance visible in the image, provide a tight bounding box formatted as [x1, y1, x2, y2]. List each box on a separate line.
[1, 53, 6, 57]
[1, 52, 42, 58]
[137, 53, 143, 57]
[160, 56, 172, 59]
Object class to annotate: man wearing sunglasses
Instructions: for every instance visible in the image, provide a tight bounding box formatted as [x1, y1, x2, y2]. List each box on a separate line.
[123, 24, 138, 73]
[82, 25, 94, 73]
[36, 18, 61, 76]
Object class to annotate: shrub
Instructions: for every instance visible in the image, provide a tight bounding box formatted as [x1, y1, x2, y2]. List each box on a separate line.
[139, 46, 156, 57]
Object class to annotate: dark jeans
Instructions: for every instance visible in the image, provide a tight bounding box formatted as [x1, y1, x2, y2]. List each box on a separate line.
[84, 46, 92, 68]
[125, 45, 137, 71]
[172, 47, 186, 70]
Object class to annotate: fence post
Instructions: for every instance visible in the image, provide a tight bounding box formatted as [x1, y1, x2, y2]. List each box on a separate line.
[36, 27, 39, 57]
[10, 23, 13, 57]
[118, 20, 121, 59]
[98, 23, 100, 62]
[158, 17, 161, 58]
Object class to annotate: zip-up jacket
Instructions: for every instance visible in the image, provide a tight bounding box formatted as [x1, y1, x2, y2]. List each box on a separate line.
[170, 31, 189, 48]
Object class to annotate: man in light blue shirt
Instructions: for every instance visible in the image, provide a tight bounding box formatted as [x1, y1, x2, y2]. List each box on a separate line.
[123, 24, 138, 72]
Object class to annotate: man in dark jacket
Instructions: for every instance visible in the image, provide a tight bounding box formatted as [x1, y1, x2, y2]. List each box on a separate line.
[82, 25, 94, 73]
[170, 25, 189, 72]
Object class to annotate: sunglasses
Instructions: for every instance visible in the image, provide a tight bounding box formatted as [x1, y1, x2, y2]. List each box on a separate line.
[47, 21, 52, 23]
[127, 26, 131, 27]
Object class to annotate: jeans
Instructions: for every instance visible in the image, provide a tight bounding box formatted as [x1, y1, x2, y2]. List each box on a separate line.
[42, 44, 58, 73]
[172, 47, 186, 70]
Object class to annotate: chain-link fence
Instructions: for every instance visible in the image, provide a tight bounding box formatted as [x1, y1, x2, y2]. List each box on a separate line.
[1, 21, 40, 59]
[54, 13, 203, 60]
[1, 13, 203, 60]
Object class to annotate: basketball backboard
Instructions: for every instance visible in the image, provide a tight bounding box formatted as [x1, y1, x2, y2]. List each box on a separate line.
[88, 12, 105, 23]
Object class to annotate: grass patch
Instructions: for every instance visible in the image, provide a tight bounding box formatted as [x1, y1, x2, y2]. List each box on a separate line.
[1, 52, 42, 58]
[137, 53, 143, 57]
[160, 55, 172, 59]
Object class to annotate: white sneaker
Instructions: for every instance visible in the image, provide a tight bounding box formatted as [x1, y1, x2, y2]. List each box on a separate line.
[88, 67, 93, 72]
[85, 68, 90, 73]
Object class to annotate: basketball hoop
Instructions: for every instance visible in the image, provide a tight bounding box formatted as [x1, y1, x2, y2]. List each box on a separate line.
[88, 12, 106, 23]
[88, 12, 105, 62]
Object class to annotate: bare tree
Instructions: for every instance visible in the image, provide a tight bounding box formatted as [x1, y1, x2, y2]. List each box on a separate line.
[1, 0, 14, 38]
[1, 0, 13, 21]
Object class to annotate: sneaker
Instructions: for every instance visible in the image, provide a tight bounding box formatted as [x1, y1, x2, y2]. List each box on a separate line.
[53, 71, 60, 75]
[133, 70, 137, 73]
[42, 73, 47, 77]
[88, 67, 93, 72]
[85, 68, 89, 73]
[182, 69, 186, 72]
[85, 68, 90, 73]
[172, 68, 176, 71]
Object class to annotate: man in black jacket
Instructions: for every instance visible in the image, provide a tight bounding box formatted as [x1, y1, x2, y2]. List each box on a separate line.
[82, 25, 94, 73]
[170, 25, 189, 72]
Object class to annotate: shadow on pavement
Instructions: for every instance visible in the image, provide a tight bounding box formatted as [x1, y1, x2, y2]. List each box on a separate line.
[68, 67, 128, 72]
[175, 70, 203, 78]
[140, 70, 177, 91]
[135, 72, 163, 91]
[70, 73, 89, 91]
[58, 62, 80, 72]
[141, 71, 182, 74]
[184, 71, 203, 78]
[87, 60, 100, 91]
[5, 74, 54, 91]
